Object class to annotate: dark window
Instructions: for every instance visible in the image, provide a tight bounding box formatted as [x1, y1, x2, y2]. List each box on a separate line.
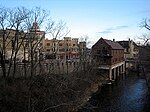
[59, 49, 65, 52]
[40, 43, 42, 46]
[59, 43, 63, 46]
[47, 49, 50, 51]
[47, 43, 50, 46]
[104, 59, 106, 63]
[126, 48, 129, 52]
[25, 43, 29, 47]
[11, 40, 15, 47]
[97, 50, 101, 54]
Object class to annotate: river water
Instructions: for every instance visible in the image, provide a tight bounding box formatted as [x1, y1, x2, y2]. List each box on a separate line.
[79, 72, 150, 112]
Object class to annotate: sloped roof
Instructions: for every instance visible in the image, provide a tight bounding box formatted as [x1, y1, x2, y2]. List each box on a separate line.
[92, 37, 124, 50]
[104, 39, 124, 50]
[118, 41, 129, 48]
[118, 40, 139, 49]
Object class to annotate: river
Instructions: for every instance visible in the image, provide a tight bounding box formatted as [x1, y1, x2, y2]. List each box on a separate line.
[79, 72, 150, 112]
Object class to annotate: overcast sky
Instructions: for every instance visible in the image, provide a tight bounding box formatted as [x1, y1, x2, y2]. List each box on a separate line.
[0, 0, 150, 47]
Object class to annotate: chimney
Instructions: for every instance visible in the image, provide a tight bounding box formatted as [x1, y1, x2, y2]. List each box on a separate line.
[129, 38, 130, 41]
[113, 39, 115, 42]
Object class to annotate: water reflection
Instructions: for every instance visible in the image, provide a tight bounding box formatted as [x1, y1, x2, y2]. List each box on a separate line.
[80, 73, 150, 112]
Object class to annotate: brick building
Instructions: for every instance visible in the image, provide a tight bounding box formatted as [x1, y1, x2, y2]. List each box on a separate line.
[92, 38, 125, 81]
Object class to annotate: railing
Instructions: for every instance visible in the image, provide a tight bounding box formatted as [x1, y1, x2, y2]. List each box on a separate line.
[94, 53, 112, 58]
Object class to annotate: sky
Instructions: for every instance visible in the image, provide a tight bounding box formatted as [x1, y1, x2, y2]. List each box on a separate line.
[0, 0, 150, 47]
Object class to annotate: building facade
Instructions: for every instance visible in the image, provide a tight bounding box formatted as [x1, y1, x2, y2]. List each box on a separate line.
[43, 37, 86, 60]
[92, 38, 125, 81]
[0, 21, 87, 62]
[118, 39, 139, 69]
[0, 22, 45, 61]
[118, 39, 139, 60]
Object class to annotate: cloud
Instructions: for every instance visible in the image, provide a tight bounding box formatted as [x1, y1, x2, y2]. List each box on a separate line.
[97, 30, 112, 34]
[97, 25, 128, 34]
[115, 25, 128, 29]
[140, 9, 150, 13]
[106, 25, 128, 31]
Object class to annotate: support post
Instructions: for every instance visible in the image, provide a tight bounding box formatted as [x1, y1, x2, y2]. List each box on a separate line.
[123, 63, 125, 73]
[109, 68, 112, 80]
[114, 67, 116, 80]
[117, 67, 119, 76]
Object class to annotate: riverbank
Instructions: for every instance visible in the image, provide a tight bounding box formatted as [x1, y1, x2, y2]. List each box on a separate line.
[77, 71, 129, 111]
[73, 77, 108, 111]
[139, 63, 150, 90]
[79, 70, 150, 112]
[0, 66, 109, 112]
[144, 65, 150, 90]
[145, 73, 150, 89]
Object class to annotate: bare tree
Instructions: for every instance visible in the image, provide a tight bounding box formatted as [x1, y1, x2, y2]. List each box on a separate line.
[140, 19, 150, 45]
[143, 19, 150, 30]
[77, 35, 90, 72]
[24, 7, 47, 78]
[0, 7, 30, 78]
[46, 20, 70, 39]
[0, 6, 105, 112]
[44, 20, 70, 74]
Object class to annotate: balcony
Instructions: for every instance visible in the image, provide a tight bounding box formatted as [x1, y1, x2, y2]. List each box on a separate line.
[103, 53, 112, 58]
[94, 53, 112, 59]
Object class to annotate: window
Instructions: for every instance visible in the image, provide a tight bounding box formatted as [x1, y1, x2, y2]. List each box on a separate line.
[47, 43, 50, 46]
[104, 59, 106, 63]
[59, 43, 63, 46]
[97, 50, 101, 54]
[126, 48, 129, 52]
[25, 43, 29, 47]
[53, 43, 56, 46]
[40, 43, 42, 46]
[11, 40, 15, 47]
[47, 49, 50, 51]
[59, 49, 65, 52]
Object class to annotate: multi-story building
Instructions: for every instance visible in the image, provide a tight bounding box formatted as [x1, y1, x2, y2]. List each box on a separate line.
[118, 39, 139, 69]
[0, 22, 45, 61]
[0, 22, 87, 62]
[92, 37, 125, 81]
[43, 37, 82, 60]
[24, 22, 45, 61]
[118, 39, 139, 60]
